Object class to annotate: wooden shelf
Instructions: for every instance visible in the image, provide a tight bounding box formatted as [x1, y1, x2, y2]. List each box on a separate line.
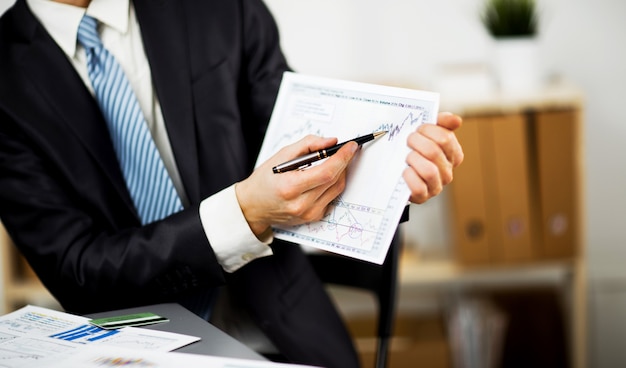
[399, 251, 573, 290]
[440, 80, 584, 116]
[0, 223, 59, 314]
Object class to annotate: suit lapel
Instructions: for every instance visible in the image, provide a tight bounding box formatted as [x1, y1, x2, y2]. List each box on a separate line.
[133, 0, 201, 203]
[12, 0, 136, 215]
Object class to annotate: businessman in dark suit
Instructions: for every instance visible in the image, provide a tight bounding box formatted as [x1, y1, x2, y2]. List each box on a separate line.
[0, 0, 463, 366]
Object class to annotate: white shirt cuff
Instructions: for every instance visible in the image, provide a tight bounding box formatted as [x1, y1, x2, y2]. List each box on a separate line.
[199, 185, 273, 273]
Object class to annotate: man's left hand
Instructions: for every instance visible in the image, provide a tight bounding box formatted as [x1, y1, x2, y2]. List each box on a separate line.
[403, 112, 464, 204]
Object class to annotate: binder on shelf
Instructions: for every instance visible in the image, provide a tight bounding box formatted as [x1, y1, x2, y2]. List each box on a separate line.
[487, 113, 536, 263]
[477, 116, 506, 262]
[448, 116, 492, 264]
[534, 109, 579, 259]
[449, 114, 537, 265]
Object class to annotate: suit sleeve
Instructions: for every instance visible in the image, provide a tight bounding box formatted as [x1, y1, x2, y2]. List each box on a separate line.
[0, 114, 228, 314]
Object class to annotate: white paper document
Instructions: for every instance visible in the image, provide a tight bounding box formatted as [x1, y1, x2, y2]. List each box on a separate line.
[256, 72, 440, 264]
[0, 305, 199, 368]
[39, 345, 321, 368]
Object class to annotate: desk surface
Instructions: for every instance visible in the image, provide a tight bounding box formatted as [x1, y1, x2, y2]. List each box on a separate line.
[88, 303, 266, 362]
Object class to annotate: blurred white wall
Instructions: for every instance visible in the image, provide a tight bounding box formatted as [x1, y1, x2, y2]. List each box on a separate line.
[1, 0, 626, 366]
[0, 0, 12, 10]
[263, 0, 493, 88]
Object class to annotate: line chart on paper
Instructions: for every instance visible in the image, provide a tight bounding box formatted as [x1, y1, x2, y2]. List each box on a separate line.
[256, 72, 440, 264]
[276, 175, 408, 260]
[282, 197, 384, 253]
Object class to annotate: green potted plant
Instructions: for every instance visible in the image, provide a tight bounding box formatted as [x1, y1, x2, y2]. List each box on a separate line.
[481, 0, 538, 38]
[481, 0, 541, 92]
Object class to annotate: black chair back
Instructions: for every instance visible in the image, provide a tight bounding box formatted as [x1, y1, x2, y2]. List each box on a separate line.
[308, 230, 401, 368]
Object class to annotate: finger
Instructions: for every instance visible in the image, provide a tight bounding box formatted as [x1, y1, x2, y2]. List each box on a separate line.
[274, 159, 350, 225]
[296, 141, 358, 185]
[300, 171, 348, 223]
[304, 135, 341, 152]
[276, 141, 357, 200]
[272, 135, 339, 166]
[405, 152, 444, 198]
[402, 166, 429, 204]
[256, 135, 340, 195]
[407, 131, 454, 185]
[416, 124, 464, 168]
[436, 111, 463, 131]
[294, 142, 356, 215]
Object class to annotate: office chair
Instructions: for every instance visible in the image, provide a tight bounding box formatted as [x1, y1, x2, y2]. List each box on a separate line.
[307, 229, 402, 368]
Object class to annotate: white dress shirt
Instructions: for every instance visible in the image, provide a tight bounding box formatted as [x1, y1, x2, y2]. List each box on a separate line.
[26, 0, 273, 272]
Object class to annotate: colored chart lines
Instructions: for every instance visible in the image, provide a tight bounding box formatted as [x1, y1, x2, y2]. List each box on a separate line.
[277, 197, 384, 253]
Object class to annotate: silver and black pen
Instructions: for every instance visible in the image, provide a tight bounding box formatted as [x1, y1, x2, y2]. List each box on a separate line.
[272, 130, 387, 174]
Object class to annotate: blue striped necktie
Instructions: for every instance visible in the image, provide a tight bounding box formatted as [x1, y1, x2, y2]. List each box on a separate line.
[77, 15, 183, 225]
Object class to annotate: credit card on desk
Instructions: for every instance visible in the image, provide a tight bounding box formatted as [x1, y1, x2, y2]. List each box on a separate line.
[89, 312, 169, 329]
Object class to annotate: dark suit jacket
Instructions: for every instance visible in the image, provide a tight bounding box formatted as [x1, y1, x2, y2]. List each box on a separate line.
[0, 0, 359, 367]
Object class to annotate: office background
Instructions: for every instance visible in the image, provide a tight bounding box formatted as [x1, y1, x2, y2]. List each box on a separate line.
[258, 1, 626, 366]
[1, 0, 625, 366]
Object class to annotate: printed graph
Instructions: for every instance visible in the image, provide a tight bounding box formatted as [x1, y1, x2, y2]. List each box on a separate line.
[257, 72, 439, 264]
[278, 196, 384, 253]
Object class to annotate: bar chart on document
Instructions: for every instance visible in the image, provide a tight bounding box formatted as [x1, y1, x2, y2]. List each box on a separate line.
[256, 72, 440, 264]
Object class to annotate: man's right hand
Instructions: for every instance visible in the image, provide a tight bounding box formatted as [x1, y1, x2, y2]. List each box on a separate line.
[235, 135, 358, 237]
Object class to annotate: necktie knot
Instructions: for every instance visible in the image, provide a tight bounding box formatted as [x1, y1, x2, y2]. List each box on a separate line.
[77, 15, 102, 51]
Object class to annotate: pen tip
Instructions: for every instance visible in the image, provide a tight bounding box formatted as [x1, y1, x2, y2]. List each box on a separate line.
[374, 130, 387, 138]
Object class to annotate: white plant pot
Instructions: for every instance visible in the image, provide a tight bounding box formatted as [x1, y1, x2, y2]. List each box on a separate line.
[493, 37, 540, 93]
